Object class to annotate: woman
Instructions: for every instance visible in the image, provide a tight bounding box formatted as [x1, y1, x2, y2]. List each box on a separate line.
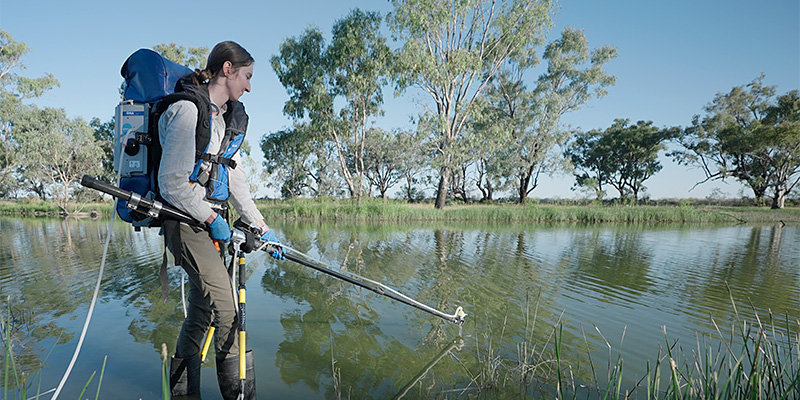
[158, 41, 281, 399]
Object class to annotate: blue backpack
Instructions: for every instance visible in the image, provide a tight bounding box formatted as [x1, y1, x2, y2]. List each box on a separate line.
[114, 49, 192, 228]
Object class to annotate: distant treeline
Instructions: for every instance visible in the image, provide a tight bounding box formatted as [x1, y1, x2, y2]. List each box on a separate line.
[1, 2, 798, 215]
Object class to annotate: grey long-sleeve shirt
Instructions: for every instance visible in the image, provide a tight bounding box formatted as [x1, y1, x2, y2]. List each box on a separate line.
[157, 100, 263, 226]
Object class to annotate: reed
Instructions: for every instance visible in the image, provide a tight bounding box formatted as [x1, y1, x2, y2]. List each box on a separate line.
[2, 303, 47, 400]
[469, 289, 800, 399]
[1, 303, 107, 400]
[633, 287, 800, 399]
[161, 343, 170, 400]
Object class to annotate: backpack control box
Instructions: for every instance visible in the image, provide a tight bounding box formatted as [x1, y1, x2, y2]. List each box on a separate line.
[114, 102, 148, 177]
[114, 101, 155, 225]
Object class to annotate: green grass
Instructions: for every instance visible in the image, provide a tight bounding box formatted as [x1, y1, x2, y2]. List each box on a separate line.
[2, 197, 799, 224]
[0, 199, 113, 217]
[254, 198, 798, 224]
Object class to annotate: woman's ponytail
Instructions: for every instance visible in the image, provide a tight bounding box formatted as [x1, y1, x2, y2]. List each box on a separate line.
[193, 68, 214, 84]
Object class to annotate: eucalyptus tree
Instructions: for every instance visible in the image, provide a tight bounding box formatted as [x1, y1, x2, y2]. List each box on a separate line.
[395, 127, 428, 202]
[261, 123, 317, 198]
[271, 9, 392, 200]
[388, 0, 554, 209]
[671, 76, 800, 208]
[522, 28, 616, 202]
[363, 127, 403, 199]
[472, 76, 517, 201]
[0, 29, 60, 197]
[476, 28, 617, 203]
[566, 119, 676, 202]
[90, 117, 116, 184]
[15, 107, 103, 213]
[761, 90, 800, 208]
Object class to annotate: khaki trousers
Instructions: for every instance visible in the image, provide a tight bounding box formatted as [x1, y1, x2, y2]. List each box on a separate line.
[163, 220, 238, 362]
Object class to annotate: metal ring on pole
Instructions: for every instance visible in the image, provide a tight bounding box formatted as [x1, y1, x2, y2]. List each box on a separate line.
[127, 192, 142, 210]
[148, 200, 162, 218]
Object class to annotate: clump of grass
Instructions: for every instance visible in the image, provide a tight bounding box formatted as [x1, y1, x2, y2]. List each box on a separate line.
[2, 302, 107, 400]
[465, 287, 799, 399]
[631, 288, 800, 399]
[2, 302, 44, 400]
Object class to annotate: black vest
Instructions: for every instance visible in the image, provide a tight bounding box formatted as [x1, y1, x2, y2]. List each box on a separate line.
[153, 75, 249, 203]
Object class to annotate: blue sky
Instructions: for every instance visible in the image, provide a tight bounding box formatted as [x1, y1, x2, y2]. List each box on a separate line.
[2, 0, 798, 199]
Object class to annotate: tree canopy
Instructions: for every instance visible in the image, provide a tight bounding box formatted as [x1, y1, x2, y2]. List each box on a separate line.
[270, 9, 392, 201]
[476, 27, 617, 203]
[671, 76, 800, 208]
[0, 29, 61, 198]
[566, 119, 677, 202]
[389, 0, 554, 208]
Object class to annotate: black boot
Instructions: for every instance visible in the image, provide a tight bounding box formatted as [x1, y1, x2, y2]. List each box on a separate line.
[216, 350, 256, 400]
[170, 354, 201, 396]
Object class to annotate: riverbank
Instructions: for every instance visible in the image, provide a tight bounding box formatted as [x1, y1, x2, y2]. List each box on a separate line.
[2, 198, 799, 224]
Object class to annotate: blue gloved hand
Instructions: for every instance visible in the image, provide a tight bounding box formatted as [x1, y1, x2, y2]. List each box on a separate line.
[261, 229, 285, 260]
[208, 214, 231, 243]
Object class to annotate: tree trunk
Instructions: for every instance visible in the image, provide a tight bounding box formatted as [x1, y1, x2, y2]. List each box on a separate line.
[518, 171, 531, 204]
[771, 183, 787, 209]
[405, 174, 413, 202]
[435, 166, 449, 209]
[518, 163, 542, 204]
[457, 165, 468, 203]
[476, 161, 489, 201]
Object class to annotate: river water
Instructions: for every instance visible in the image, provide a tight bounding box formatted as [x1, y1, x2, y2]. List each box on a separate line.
[1, 217, 798, 399]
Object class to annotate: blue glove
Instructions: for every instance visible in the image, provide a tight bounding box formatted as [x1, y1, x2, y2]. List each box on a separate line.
[261, 229, 285, 260]
[208, 214, 231, 243]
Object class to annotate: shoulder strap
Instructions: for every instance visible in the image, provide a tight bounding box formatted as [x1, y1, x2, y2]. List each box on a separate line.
[155, 92, 212, 163]
[217, 100, 249, 169]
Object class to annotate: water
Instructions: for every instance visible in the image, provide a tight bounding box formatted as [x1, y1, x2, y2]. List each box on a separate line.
[1, 217, 798, 399]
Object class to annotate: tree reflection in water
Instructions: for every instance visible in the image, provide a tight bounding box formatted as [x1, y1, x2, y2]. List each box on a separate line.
[2, 218, 799, 398]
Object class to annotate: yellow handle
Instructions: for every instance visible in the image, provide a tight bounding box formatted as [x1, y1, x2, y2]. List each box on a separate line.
[200, 326, 215, 362]
[239, 332, 246, 379]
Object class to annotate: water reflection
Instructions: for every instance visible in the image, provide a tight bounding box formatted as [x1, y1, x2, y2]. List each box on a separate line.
[1, 217, 798, 398]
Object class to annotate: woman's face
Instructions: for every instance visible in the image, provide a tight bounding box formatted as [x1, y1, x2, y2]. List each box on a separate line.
[226, 63, 253, 102]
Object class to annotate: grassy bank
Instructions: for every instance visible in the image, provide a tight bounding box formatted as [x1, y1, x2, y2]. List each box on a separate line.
[2, 198, 799, 224]
[0, 199, 112, 217]
[255, 198, 800, 224]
